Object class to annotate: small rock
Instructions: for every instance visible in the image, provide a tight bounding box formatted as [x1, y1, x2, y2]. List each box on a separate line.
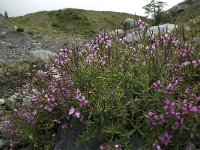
[5, 94, 32, 110]
[5, 94, 18, 110]
[25, 72, 32, 77]
[0, 31, 7, 37]
[113, 29, 125, 38]
[185, 26, 191, 31]
[0, 99, 5, 105]
[0, 59, 6, 65]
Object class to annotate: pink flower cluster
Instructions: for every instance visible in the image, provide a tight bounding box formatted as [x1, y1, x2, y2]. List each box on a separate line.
[2, 117, 16, 135]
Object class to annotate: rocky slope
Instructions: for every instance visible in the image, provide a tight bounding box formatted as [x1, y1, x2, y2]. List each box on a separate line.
[168, 0, 200, 22]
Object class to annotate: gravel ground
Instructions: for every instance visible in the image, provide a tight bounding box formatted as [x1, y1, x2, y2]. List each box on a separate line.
[0, 20, 90, 65]
[0, 31, 66, 64]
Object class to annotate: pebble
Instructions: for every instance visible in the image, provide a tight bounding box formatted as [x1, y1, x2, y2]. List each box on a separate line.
[0, 99, 5, 105]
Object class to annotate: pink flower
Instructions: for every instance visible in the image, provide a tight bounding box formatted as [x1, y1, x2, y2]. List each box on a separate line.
[153, 80, 161, 91]
[159, 132, 172, 145]
[86, 58, 93, 66]
[78, 96, 88, 107]
[75, 89, 81, 99]
[164, 99, 176, 116]
[100, 58, 106, 65]
[153, 141, 162, 150]
[146, 112, 165, 126]
[182, 101, 198, 114]
[68, 107, 80, 118]
[165, 83, 174, 94]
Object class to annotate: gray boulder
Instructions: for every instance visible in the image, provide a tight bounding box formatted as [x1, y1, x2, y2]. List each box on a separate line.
[116, 23, 176, 43]
[29, 49, 58, 62]
[54, 119, 105, 150]
[147, 23, 177, 36]
[124, 18, 135, 30]
[123, 29, 140, 42]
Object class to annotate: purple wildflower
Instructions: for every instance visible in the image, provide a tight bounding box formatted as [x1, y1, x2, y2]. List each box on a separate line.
[153, 80, 161, 91]
[79, 49, 87, 57]
[2, 118, 16, 135]
[9, 139, 19, 150]
[75, 89, 81, 99]
[86, 57, 93, 66]
[192, 60, 200, 67]
[159, 132, 172, 145]
[100, 58, 106, 65]
[146, 112, 165, 126]
[182, 100, 198, 114]
[164, 99, 176, 116]
[165, 83, 174, 94]
[153, 141, 162, 150]
[78, 96, 88, 107]
[68, 107, 80, 118]
[172, 113, 184, 130]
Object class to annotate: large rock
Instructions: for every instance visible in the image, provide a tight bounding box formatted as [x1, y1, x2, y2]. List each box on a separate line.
[123, 29, 140, 42]
[123, 18, 135, 30]
[54, 119, 105, 150]
[29, 49, 58, 62]
[147, 23, 177, 36]
[121, 23, 176, 43]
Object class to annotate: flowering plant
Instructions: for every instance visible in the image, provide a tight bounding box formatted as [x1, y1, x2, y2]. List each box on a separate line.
[2, 20, 200, 149]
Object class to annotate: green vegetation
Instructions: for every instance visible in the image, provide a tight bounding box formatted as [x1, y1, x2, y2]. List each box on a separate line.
[1, 1, 200, 149]
[2, 21, 200, 149]
[0, 61, 45, 98]
[9, 9, 137, 38]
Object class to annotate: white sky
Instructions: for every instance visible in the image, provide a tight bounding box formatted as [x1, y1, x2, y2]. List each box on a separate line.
[0, 0, 184, 17]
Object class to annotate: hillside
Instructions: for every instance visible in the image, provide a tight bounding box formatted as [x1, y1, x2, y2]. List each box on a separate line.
[9, 8, 138, 38]
[169, 0, 200, 22]
[168, 0, 200, 41]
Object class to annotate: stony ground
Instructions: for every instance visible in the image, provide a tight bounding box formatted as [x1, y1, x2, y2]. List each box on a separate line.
[0, 30, 87, 64]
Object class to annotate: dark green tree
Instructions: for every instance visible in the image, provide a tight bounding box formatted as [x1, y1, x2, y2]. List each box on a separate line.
[4, 10, 9, 19]
[143, 0, 170, 25]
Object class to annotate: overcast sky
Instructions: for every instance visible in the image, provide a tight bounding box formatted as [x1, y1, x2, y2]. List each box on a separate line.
[0, 0, 184, 17]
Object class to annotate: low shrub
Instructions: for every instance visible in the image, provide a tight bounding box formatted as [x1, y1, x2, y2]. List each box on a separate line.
[16, 27, 24, 32]
[2, 20, 200, 149]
